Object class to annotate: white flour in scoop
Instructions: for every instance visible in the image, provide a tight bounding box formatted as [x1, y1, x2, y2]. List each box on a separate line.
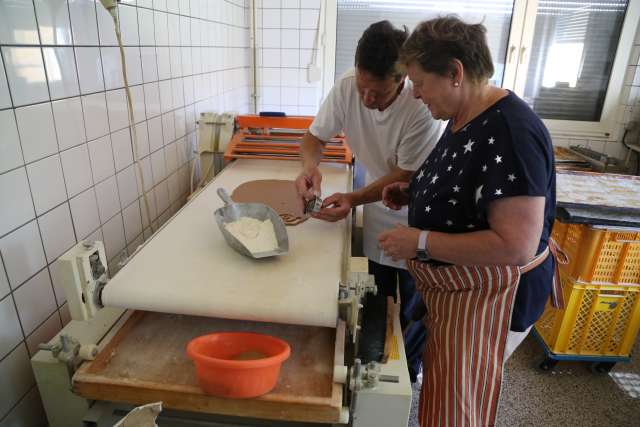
[224, 217, 279, 254]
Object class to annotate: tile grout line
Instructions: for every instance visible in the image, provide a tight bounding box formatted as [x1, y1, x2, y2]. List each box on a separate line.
[96, 6, 127, 255]
[0, 66, 252, 113]
[0, 383, 39, 424]
[0, 251, 29, 357]
[66, 0, 98, 258]
[0, 43, 254, 49]
[39, 32, 82, 295]
[0, 98, 218, 180]
[0, 2, 254, 422]
[22, 304, 62, 359]
[8, 24, 56, 338]
[1, 8, 254, 255]
[0, 132, 200, 273]
[0, 7, 41, 345]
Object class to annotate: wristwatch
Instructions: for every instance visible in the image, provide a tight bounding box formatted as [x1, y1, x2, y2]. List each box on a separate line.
[416, 230, 431, 262]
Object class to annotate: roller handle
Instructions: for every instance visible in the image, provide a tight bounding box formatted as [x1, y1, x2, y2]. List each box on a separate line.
[259, 111, 286, 117]
[217, 188, 234, 206]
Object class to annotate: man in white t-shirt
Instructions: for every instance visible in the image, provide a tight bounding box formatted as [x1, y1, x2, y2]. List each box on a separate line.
[295, 21, 441, 382]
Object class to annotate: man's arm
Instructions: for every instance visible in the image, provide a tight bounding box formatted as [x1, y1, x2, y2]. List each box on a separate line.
[296, 131, 326, 200]
[351, 166, 413, 206]
[300, 130, 415, 205]
[313, 166, 413, 222]
[296, 79, 345, 201]
[300, 131, 324, 171]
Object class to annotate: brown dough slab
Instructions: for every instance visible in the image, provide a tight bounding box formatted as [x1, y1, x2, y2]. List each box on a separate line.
[231, 180, 308, 225]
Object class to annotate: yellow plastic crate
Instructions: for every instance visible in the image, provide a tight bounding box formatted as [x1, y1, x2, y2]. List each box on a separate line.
[535, 271, 640, 357]
[551, 221, 640, 285]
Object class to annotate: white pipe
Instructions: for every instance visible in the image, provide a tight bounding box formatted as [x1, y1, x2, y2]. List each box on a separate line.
[250, 0, 258, 113]
[100, 1, 155, 232]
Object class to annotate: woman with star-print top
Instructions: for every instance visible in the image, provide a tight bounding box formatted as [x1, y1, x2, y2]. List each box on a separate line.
[378, 17, 564, 427]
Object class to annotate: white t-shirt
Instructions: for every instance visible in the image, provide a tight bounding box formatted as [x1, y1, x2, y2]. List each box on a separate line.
[309, 68, 441, 268]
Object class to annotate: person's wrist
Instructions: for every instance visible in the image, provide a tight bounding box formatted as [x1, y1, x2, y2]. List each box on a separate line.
[416, 230, 431, 261]
[413, 228, 421, 254]
[347, 191, 361, 207]
[302, 162, 317, 175]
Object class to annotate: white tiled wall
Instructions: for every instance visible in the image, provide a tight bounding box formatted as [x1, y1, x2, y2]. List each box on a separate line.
[253, 1, 640, 167]
[255, 0, 323, 115]
[0, 0, 250, 425]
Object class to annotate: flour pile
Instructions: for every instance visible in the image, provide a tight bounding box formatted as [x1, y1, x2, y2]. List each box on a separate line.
[224, 217, 279, 254]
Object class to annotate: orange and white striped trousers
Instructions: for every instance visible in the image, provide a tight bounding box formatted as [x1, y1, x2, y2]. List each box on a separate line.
[407, 243, 566, 426]
[407, 261, 522, 427]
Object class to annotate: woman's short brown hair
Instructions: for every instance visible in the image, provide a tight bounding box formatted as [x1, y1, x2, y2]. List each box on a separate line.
[400, 16, 494, 82]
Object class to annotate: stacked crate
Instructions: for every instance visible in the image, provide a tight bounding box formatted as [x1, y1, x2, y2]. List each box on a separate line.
[534, 221, 640, 369]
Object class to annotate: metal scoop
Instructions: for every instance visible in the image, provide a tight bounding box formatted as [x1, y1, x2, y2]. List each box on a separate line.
[214, 188, 289, 259]
[304, 195, 323, 215]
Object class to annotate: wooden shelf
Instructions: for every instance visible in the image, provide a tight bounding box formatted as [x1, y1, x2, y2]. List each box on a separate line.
[73, 311, 345, 424]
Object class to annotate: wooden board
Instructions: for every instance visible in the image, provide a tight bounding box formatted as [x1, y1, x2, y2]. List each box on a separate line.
[73, 311, 344, 423]
[556, 170, 640, 214]
[553, 147, 592, 171]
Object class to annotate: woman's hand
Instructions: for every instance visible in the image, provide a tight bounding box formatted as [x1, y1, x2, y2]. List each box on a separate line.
[312, 192, 354, 222]
[378, 225, 421, 261]
[382, 182, 410, 210]
[295, 167, 322, 201]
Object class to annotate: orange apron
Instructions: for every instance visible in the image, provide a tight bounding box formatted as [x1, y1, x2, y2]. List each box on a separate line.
[407, 243, 566, 426]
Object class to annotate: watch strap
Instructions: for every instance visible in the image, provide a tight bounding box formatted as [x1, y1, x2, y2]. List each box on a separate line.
[417, 230, 430, 261]
[418, 230, 429, 251]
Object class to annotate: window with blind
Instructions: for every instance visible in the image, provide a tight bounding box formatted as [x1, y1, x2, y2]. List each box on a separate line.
[335, 0, 515, 86]
[330, 0, 639, 137]
[522, 0, 628, 122]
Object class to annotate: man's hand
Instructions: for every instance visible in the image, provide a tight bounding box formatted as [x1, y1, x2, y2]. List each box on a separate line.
[382, 182, 410, 210]
[312, 192, 354, 222]
[295, 167, 322, 201]
[378, 224, 421, 261]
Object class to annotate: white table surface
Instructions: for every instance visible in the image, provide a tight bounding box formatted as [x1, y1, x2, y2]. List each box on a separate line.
[102, 159, 351, 328]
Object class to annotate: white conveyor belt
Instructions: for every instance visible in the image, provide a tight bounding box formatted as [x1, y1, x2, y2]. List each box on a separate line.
[101, 159, 351, 328]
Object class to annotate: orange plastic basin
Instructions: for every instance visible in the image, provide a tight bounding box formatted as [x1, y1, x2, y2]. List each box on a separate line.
[186, 332, 291, 398]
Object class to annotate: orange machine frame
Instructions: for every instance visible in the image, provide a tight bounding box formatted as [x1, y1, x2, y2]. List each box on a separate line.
[224, 115, 353, 164]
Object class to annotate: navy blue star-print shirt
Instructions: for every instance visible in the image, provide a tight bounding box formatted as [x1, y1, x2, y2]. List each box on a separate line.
[408, 91, 556, 331]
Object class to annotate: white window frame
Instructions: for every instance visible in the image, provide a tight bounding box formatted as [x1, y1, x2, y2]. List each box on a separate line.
[321, 0, 639, 140]
[320, 0, 338, 103]
[503, 0, 640, 140]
